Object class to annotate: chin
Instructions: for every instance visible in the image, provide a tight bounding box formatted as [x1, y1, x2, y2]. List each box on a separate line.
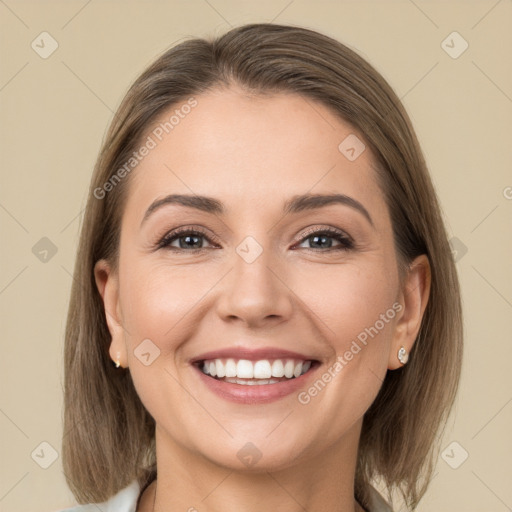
[194, 434, 311, 473]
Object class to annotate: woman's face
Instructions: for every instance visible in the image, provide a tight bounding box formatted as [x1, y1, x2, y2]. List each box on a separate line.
[96, 86, 427, 472]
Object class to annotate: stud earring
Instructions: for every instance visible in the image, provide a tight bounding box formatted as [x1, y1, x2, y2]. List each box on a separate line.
[397, 346, 409, 365]
[114, 351, 121, 368]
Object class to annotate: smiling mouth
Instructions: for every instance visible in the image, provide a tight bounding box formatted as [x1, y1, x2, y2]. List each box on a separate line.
[196, 358, 318, 385]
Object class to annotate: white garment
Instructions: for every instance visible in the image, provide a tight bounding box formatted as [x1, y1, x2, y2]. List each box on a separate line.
[56, 480, 139, 512]
[57, 479, 393, 512]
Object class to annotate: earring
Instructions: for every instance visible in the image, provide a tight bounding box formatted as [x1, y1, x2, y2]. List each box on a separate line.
[397, 346, 409, 365]
[114, 351, 121, 368]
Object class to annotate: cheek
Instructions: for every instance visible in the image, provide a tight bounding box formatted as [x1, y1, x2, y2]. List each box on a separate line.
[119, 259, 215, 349]
[294, 262, 399, 420]
[117, 261, 207, 410]
[300, 259, 398, 359]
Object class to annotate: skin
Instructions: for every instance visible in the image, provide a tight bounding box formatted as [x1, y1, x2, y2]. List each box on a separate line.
[95, 86, 430, 512]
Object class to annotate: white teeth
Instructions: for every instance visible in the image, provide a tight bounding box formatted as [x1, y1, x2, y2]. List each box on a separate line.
[271, 359, 285, 377]
[215, 359, 225, 378]
[253, 360, 272, 379]
[284, 360, 295, 378]
[225, 358, 237, 378]
[236, 360, 254, 378]
[200, 358, 313, 381]
[224, 377, 282, 385]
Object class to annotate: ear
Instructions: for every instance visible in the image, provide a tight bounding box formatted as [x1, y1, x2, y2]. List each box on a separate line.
[388, 254, 431, 370]
[94, 259, 128, 368]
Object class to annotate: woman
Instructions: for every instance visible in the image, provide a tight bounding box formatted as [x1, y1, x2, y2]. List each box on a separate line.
[59, 23, 463, 512]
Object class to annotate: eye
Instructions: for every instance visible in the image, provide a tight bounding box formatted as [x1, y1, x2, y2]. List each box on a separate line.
[155, 226, 355, 253]
[156, 227, 217, 251]
[295, 227, 354, 251]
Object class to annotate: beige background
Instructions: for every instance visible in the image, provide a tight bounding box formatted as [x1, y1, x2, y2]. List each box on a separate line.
[1, 1, 511, 511]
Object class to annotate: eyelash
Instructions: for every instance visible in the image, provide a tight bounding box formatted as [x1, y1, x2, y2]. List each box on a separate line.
[155, 226, 355, 253]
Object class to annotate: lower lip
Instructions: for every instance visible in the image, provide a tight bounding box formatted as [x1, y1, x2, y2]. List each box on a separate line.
[193, 364, 319, 404]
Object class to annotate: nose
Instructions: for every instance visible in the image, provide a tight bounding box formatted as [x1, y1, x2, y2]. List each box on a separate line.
[215, 247, 294, 328]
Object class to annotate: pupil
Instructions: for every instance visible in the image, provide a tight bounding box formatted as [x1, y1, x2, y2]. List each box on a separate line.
[311, 235, 332, 249]
[177, 234, 335, 249]
[180, 235, 202, 249]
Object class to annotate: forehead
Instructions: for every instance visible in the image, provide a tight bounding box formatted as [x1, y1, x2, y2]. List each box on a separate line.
[124, 87, 386, 222]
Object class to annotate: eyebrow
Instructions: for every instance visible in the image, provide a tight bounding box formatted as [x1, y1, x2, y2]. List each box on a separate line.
[141, 193, 374, 228]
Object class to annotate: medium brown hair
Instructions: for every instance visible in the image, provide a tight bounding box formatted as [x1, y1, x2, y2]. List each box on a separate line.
[62, 23, 463, 510]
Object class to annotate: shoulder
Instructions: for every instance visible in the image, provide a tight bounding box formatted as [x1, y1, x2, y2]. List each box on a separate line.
[55, 479, 141, 512]
[367, 484, 394, 512]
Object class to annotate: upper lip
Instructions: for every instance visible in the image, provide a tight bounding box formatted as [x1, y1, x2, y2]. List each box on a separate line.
[190, 346, 319, 364]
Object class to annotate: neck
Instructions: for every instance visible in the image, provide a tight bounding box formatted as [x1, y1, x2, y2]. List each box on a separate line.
[140, 420, 364, 512]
